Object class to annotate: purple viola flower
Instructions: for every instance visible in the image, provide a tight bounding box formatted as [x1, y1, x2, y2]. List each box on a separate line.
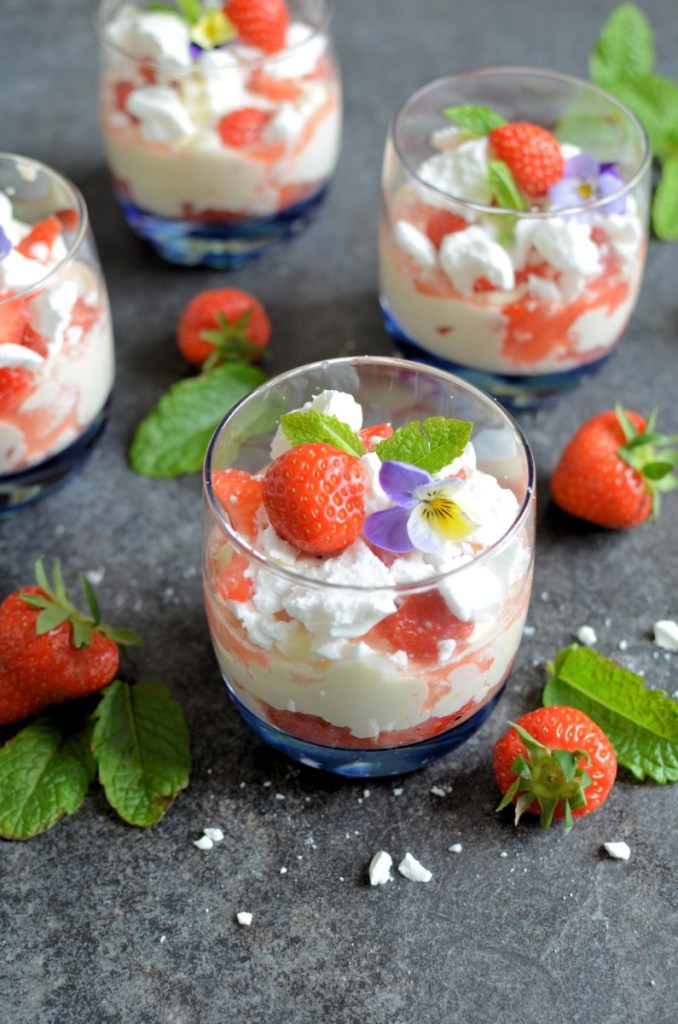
[0, 226, 11, 260]
[363, 460, 476, 555]
[548, 152, 626, 214]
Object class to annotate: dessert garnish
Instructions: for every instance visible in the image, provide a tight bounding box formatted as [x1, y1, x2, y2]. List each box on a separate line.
[550, 404, 678, 528]
[0, 560, 191, 839]
[548, 152, 626, 213]
[149, 0, 237, 51]
[177, 287, 271, 370]
[493, 705, 617, 834]
[149, 0, 289, 53]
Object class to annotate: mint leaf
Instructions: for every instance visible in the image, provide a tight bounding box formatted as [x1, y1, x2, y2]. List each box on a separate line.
[92, 681, 191, 827]
[375, 417, 472, 474]
[543, 645, 678, 783]
[130, 362, 266, 478]
[279, 410, 366, 456]
[589, 3, 654, 83]
[488, 160, 527, 212]
[601, 71, 678, 159]
[653, 153, 678, 240]
[441, 104, 506, 136]
[0, 719, 95, 840]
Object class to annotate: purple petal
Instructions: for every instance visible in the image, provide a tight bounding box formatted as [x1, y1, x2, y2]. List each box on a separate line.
[548, 177, 586, 210]
[596, 168, 627, 213]
[363, 506, 413, 553]
[564, 151, 598, 179]
[0, 226, 11, 259]
[405, 506, 446, 555]
[378, 460, 431, 507]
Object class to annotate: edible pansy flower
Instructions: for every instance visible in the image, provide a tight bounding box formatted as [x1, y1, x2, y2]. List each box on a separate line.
[548, 152, 626, 214]
[363, 461, 477, 555]
[189, 8, 236, 50]
[0, 226, 11, 260]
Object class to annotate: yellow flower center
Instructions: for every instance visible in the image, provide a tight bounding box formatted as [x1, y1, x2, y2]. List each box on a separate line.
[577, 181, 594, 199]
[190, 10, 237, 49]
[419, 491, 475, 542]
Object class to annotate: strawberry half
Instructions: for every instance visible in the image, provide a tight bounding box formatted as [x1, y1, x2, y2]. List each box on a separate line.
[217, 107, 271, 148]
[550, 405, 678, 529]
[488, 122, 564, 197]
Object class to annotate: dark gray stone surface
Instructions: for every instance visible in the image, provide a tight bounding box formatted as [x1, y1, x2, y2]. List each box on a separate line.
[1, 1, 677, 1022]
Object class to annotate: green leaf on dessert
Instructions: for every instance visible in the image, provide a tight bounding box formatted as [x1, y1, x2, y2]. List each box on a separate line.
[279, 410, 366, 456]
[441, 104, 506, 136]
[543, 645, 678, 783]
[129, 362, 266, 478]
[92, 681, 191, 828]
[0, 719, 96, 840]
[488, 160, 527, 212]
[653, 153, 678, 240]
[589, 3, 655, 83]
[375, 417, 472, 474]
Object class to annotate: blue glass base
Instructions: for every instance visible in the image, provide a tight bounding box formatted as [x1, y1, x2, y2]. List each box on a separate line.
[381, 301, 612, 411]
[225, 680, 509, 777]
[117, 187, 329, 268]
[0, 396, 111, 517]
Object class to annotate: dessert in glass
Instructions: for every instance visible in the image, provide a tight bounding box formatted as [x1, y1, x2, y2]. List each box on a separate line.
[0, 154, 115, 516]
[97, 0, 341, 267]
[379, 68, 651, 409]
[203, 356, 536, 777]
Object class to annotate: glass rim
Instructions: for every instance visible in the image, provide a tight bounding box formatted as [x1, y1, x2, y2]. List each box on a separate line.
[96, 0, 334, 72]
[0, 152, 89, 306]
[203, 355, 536, 594]
[389, 65, 652, 219]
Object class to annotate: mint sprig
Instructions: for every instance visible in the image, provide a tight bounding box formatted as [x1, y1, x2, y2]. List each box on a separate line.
[374, 417, 472, 475]
[543, 645, 678, 783]
[590, 4, 678, 240]
[280, 410, 366, 456]
[442, 104, 506, 136]
[130, 361, 266, 478]
[488, 159, 527, 213]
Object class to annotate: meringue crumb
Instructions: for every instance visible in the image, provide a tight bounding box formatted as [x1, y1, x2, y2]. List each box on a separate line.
[603, 841, 631, 861]
[449, 843, 463, 853]
[203, 827, 224, 843]
[398, 852, 432, 883]
[236, 912, 253, 926]
[280, 866, 288, 875]
[576, 625, 597, 647]
[430, 785, 447, 798]
[653, 619, 678, 652]
[392, 787, 404, 796]
[193, 835, 214, 851]
[368, 850, 393, 886]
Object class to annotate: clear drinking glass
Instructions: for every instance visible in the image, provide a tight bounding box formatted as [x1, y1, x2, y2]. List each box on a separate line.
[97, 0, 341, 268]
[0, 154, 114, 516]
[203, 356, 536, 777]
[379, 68, 651, 409]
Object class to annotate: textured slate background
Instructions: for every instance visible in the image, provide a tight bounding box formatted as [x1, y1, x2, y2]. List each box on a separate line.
[1, 1, 677, 1022]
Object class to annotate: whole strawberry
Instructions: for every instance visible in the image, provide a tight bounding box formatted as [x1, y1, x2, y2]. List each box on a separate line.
[177, 288, 271, 369]
[551, 405, 678, 529]
[262, 442, 365, 554]
[224, 0, 289, 53]
[488, 122, 564, 197]
[493, 706, 617, 833]
[0, 560, 141, 725]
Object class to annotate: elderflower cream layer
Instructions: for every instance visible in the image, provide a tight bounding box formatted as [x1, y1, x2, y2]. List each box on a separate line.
[99, 4, 341, 218]
[204, 389, 534, 747]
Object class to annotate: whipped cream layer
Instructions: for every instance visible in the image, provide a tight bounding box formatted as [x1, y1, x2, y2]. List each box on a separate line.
[100, 5, 341, 219]
[204, 390, 534, 747]
[0, 198, 114, 474]
[380, 128, 646, 376]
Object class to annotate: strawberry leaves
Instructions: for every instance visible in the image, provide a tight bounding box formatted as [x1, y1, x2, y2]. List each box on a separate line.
[614, 404, 678, 518]
[543, 645, 678, 783]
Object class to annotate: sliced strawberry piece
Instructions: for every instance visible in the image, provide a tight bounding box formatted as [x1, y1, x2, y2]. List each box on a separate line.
[359, 423, 394, 452]
[55, 208, 80, 232]
[21, 324, 50, 359]
[426, 210, 468, 248]
[15, 216, 63, 262]
[248, 69, 303, 101]
[226, 0, 289, 53]
[369, 590, 474, 664]
[0, 295, 30, 344]
[0, 366, 33, 407]
[217, 108, 271, 148]
[217, 554, 254, 603]
[212, 468, 264, 539]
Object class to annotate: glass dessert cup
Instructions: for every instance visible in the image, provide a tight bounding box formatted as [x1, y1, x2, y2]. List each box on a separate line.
[0, 154, 115, 516]
[97, 0, 341, 268]
[379, 68, 651, 410]
[202, 356, 536, 777]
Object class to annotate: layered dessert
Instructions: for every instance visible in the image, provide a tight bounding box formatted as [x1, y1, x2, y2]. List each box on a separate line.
[98, 0, 341, 230]
[203, 389, 534, 754]
[380, 98, 648, 384]
[0, 195, 114, 477]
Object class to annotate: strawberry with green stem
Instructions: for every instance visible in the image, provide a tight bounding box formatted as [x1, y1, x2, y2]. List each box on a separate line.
[177, 288, 271, 370]
[0, 559, 142, 725]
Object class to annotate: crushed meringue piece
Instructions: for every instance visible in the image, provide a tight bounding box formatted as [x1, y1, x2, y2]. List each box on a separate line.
[398, 852, 432, 883]
[603, 841, 631, 861]
[368, 850, 393, 886]
[576, 625, 597, 647]
[653, 620, 678, 652]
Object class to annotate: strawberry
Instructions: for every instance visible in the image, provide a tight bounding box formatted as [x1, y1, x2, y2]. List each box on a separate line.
[0, 294, 30, 344]
[212, 468, 263, 539]
[425, 209, 468, 248]
[493, 706, 617, 833]
[224, 0, 289, 53]
[217, 107, 271, 148]
[488, 122, 564, 197]
[0, 560, 142, 726]
[248, 69, 303, 102]
[15, 216, 63, 261]
[177, 288, 271, 369]
[369, 590, 473, 664]
[358, 423, 393, 452]
[0, 366, 32, 407]
[217, 553, 254, 603]
[550, 405, 678, 529]
[262, 442, 365, 554]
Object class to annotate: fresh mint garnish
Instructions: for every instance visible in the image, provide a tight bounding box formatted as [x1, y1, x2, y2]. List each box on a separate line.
[280, 410, 366, 456]
[543, 645, 678, 783]
[130, 361, 266, 478]
[374, 417, 472, 475]
[0, 719, 96, 840]
[92, 681, 192, 828]
[590, 4, 678, 240]
[442, 104, 506, 136]
[488, 159, 527, 212]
